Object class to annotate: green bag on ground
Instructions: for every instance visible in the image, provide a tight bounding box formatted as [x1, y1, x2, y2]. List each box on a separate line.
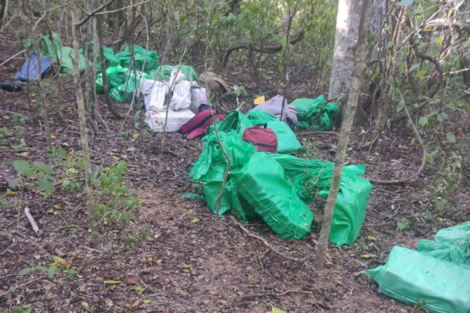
[246, 110, 304, 154]
[291, 96, 339, 130]
[271, 154, 372, 245]
[29, 33, 87, 75]
[150, 65, 199, 82]
[191, 131, 256, 221]
[417, 221, 470, 269]
[266, 120, 304, 154]
[231, 152, 313, 240]
[216, 111, 253, 135]
[116, 45, 159, 72]
[191, 130, 255, 182]
[96, 66, 151, 103]
[366, 246, 470, 313]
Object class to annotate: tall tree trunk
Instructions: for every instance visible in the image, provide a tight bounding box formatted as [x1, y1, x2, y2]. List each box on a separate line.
[315, 0, 372, 269]
[459, 47, 470, 87]
[71, 8, 100, 247]
[328, 0, 370, 128]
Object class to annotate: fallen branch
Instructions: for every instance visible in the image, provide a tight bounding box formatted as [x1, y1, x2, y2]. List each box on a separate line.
[223, 30, 305, 68]
[368, 92, 426, 184]
[242, 289, 313, 299]
[24, 207, 39, 235]
[230, 216, 310, 263]
[0, 48, 27, 68]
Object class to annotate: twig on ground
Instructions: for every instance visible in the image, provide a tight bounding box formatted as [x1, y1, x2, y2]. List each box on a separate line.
[24, 207, 39, 235]
[230, 216, 310, 263]
[368, 92, 426, 184]
[242, 289, 313, 299]
[0, 49, 27, 68]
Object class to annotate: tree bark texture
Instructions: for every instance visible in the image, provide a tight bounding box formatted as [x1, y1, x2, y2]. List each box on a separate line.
[72, 8, 100, 247]
[328, 0, 369, 128]
[315, 0, 371, 269]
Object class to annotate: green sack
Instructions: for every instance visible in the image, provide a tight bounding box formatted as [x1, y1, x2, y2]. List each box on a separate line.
[98, 66, 151, 103]
[215, 111, 253, 135]
[116, 45, 159, 72]
[246, 109, 278, 125]
[366, 246, 470, 313]
[271, 154, 372, 245]
[231, 152, 313, 240]
[266, 121, 304, 154]
[191, 130, 255, 182]
[417, 221, 470, 269]
[30, 33, 87, 75]
[203, 179, 257, 222]
[291, 96, 339, 130]
[246, 110, 304, 154]
[151, 65, 199, 82]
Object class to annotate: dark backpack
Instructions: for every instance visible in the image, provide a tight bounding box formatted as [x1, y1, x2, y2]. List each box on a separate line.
[242, 125, 278, 153]
[179, 104, 225, 139]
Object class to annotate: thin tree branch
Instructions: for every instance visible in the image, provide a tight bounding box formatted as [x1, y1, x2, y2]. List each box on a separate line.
[75, 0, 116, 29]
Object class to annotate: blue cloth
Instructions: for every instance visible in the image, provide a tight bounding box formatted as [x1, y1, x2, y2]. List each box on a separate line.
[16, 53, 51, 82]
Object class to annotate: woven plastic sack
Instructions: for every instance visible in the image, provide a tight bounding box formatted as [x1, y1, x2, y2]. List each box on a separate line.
[190, 130, 255, 182]
[271, 154, 372, 245]
[366, 246, 470, 313]
[97, 66, 151, 103]
[231, 152, 314, 240]
[151, 65, 199, 82]
[417, 221, 470, 269]
[116, 45, 159, 72]
[290, 96, 339, 130]
[246, 110, 303, 154]
[28, 33, 87, 75]
[216, 111, 253, 135]
[266, 121, 304, 154]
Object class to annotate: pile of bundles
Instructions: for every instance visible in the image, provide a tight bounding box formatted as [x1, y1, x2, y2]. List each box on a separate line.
[188, 107, 372, 244]
[366, 221, 470, 313]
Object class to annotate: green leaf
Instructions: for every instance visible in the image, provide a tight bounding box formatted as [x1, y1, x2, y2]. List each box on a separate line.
[396, 99, 404, 113]
[418, 116, 428, 126]
[12, 160, 30, 175]
[436, 36, 443, 46]
[48, 265, 57, 278]
[7, 177, 21, 188]
[446, 132, 456, 143]
[361, 254, 377, 259]
[32, 162, 55, 174]
[18, 268, 33, 276]
[397, 0, 413, 6]
[104, 280, 121, 285]
[416, 70, 427, 77]
[37, 178, 56, 194]
[409, 64, 420, 72]
[272, 307, 286, 313]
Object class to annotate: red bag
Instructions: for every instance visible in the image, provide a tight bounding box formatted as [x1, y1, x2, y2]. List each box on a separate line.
[242, 125, 278, 153]
[179, 104, 225, 139]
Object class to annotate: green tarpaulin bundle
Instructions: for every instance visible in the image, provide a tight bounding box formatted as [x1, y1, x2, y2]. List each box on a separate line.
[190, 111, 372, 243]
[150, 65, 199, 82]
[115, 45, 159, 73]
[290, 95, 339, 130]
[232, 152, 314, 240]
[96, 66, 151, 103]
[271, 154, 372, 245]
[215, 110, 304, 154]
[366, 221, 470, 312]
[417, 221, 470, 269]
[366, 246, 470, 313]
[26, 33, 87, 76]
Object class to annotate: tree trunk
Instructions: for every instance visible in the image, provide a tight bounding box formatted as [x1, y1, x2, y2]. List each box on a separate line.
[328, 0, 370, 128]
[72, 8, 100, 247]
[459, 47, 470, 87]
[0, 0, 7, 28]
[315, 0, 372, 269]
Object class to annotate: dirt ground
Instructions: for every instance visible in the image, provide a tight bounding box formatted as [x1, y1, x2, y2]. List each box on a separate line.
[1, 29, 469, 313]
